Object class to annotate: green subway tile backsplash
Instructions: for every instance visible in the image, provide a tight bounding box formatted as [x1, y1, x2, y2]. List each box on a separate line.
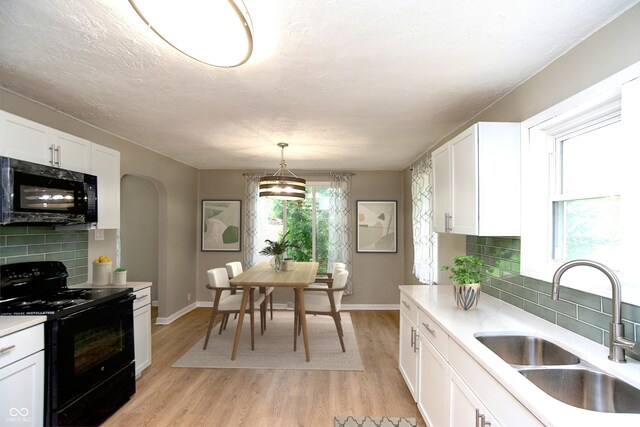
[467, 236, 640, 354]
[0, 225, 88, 284]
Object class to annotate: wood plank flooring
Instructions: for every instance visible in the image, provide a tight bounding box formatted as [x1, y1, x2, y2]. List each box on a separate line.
[102, 309, 425, 427]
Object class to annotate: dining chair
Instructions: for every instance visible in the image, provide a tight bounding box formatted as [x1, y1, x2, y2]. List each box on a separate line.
[309, 262, 346, 288]
[203, 267, 265, 351]
[226, 261, 275, 321]
[294, 269, 349, 352]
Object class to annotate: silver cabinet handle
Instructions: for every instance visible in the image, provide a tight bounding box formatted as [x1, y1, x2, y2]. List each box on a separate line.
[422, 322, 436, 335]
[136, 294, 148, 300]
[55, 145, 61, 166]
[402, 300, 411, 310]
[476, 409, 491, 427]
[445, 213, 453, 232]
[410, 326, 415, 348]
[0, 344, 16, 354]
[414, 332, 419, 353]
[49, 144, 55, 165]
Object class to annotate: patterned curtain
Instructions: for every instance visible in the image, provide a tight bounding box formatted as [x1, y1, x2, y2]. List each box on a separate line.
[329, 172, 354, 295]
[243, 173, 262, 268]
[411, 157, 436, 284]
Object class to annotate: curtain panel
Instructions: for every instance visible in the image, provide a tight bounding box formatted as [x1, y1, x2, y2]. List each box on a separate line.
[411, 158, 436, 284]
[329, 172, 354, 295]
[243, 173, 262, 268]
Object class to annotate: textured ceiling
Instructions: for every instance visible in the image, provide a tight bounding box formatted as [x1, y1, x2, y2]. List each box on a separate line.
[0, 0, 637, 171]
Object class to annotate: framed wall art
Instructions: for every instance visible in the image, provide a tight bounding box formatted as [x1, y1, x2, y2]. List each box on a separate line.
[356, 200, 397, 253]
[201, 200, 241, 251]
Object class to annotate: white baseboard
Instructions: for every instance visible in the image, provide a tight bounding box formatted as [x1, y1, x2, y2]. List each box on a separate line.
[160, 301, 398, 324]
[155, 302, 197, 325]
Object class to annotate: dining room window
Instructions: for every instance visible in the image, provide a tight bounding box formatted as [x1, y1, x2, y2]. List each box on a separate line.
[257, 183, 331, 272]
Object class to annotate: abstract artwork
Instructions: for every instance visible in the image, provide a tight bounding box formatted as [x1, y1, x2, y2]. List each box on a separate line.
[201, 200, 241, 251]
[356, 200, 397, 253]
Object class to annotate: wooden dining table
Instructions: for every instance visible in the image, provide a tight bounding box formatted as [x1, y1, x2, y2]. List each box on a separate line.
[229, 261, 319, 362]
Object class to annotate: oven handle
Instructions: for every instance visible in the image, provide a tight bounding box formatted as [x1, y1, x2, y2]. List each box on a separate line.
[59, 293, 136, 321]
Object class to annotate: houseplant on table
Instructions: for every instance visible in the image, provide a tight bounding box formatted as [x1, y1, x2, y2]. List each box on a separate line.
[259, 232, 298, 272]
[440, 255, 486, 310]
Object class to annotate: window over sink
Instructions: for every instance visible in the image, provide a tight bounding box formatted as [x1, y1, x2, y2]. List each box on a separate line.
[520, 62, 640, 305]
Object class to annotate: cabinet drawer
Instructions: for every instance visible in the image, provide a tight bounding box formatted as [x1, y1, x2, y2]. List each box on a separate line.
[418, 310, 448, 359]
[0, 324, 44, 369]
[400, 294, 419, 325]
[133, 287, 152, 310]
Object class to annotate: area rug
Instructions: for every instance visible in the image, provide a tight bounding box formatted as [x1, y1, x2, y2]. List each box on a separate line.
[172, 311, 363, 370]
[334, 416, 417, 427]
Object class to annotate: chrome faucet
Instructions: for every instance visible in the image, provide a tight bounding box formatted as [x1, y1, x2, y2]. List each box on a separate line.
[552, 259, 639, 363]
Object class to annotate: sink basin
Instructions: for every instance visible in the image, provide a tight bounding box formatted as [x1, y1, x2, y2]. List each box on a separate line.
[475, 334, 580, 366]
[520, 368, 640, 413]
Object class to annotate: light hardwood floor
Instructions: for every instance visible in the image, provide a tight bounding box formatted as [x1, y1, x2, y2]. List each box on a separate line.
[103, 309, 425, 427]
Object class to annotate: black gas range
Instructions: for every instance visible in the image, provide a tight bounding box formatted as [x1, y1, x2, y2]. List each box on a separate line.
[0, 261, 136, 426]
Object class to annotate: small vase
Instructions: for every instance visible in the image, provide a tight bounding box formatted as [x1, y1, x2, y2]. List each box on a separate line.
[453, 283, 480, 310]
[270, 254, 284, 272]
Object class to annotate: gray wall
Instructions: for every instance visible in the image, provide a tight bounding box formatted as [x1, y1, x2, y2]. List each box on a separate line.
[197, 170, 404, 305]
[403, 3, 640, 285]
[0, 89, 199, 319]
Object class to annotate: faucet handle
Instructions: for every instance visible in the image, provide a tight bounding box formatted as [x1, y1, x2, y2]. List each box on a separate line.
[614, 336, 640, 357]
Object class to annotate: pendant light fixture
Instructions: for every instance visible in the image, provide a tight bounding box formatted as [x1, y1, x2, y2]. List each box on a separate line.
[259, 143, 306, 201]
[129, 0, 253, 68]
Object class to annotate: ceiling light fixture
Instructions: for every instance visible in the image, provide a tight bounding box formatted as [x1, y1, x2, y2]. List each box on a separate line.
[259, 143, 306, 201]
[129, 0, 253, 68]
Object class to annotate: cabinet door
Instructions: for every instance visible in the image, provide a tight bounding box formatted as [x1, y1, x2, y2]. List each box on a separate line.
[450, 369, 501, 427]
[450, 125, 478, 235]
[0, 111, 51, 165]
[91, 144, 120, 229]
[133, 303, 152, 377]
[399, 310, 418, 401]
[417, 335, 449, 427]
[0, 351, 44, 427]
[48, 129, 91, 173]
[432, 143, 450, 233]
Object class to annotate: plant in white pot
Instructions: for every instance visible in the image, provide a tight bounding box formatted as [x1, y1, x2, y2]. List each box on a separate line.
[440, 255, 486, 310]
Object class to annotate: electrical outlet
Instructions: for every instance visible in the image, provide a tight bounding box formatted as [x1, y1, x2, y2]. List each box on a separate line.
[286, 301, 294, 310]
[94, 229, 104, 240]
[187, 292, 191, 302]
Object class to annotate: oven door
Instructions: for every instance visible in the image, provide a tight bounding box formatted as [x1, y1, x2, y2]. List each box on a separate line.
[48, 294, 135, 411]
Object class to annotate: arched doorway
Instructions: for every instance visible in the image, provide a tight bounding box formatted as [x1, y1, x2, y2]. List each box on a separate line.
[120, 174, 167, 325]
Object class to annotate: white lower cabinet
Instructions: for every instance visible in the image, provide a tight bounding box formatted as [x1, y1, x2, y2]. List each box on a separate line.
[399, 310, 419, 400]
[133, 286, 152, 377]
[0, 324, 44, 427]
[399, 290, 541, 427]
[450, 368, 500, 427]
[417, 335, 449, 427]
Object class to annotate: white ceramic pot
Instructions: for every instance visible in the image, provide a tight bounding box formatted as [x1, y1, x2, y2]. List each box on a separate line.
[453, 283, 480, 310]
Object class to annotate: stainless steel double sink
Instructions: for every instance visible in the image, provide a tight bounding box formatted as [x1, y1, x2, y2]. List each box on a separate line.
[475, 334, 640, 414]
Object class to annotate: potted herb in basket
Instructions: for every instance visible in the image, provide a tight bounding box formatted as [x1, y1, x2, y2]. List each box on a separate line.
[440, 255, 486, 310]
[259, 232, 299, 271]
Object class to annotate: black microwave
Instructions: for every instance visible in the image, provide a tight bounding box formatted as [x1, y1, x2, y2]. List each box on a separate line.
[0, 156, 98, 225]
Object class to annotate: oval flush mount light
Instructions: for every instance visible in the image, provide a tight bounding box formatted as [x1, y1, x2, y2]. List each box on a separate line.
[129, 0, 253, 68]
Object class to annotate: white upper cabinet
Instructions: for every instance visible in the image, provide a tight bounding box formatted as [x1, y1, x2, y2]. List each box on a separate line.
[0, 111, 91, 173]
[432, 122, 520, 236]
[91, 143, 120, 229]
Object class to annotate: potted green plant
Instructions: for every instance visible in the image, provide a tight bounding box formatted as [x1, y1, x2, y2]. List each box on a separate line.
[440, 255, 486, 310]
[113, 267, 127, 285]
[259, 232, 298, 271]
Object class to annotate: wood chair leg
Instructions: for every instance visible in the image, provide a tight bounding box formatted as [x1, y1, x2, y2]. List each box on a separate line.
[293, 292, 298, 351]
[203, 307, 219, 350]
[218, 314, 226, 335]
[250, 292, 255, 350]
[332, 312, 346, 352]
[270, 293, 274, 320]
[336, 312, 344, 337]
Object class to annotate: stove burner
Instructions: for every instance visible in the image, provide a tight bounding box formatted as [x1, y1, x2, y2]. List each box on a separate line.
[48, 299, 75, 308]
[13, 300, 44, 308]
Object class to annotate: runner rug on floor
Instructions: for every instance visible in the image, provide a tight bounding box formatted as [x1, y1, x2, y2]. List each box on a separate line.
[334, 416, 418, 427]
[172, 311, 364, 370]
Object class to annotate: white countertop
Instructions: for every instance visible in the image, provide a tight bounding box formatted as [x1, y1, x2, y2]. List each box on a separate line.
[71, 281, 152, 292]
[399, 284, 640, 426]
[0, 316, 46, 338]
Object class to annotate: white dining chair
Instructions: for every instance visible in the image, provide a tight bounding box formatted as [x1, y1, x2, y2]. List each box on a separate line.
[294, 269, 349, 352]
[203, 267, 265, 351]
[309, 262, 346, 288]
[226, 261, 275, 322]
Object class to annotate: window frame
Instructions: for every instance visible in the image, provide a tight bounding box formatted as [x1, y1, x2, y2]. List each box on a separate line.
[520, 62, 640, 305]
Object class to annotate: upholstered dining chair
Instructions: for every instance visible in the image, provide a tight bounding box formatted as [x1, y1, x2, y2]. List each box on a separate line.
[226, 261, 275, 321]
[294, 269, 349, 352]
[309, 262, 346, 288]
[203, 267, 265, 351]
